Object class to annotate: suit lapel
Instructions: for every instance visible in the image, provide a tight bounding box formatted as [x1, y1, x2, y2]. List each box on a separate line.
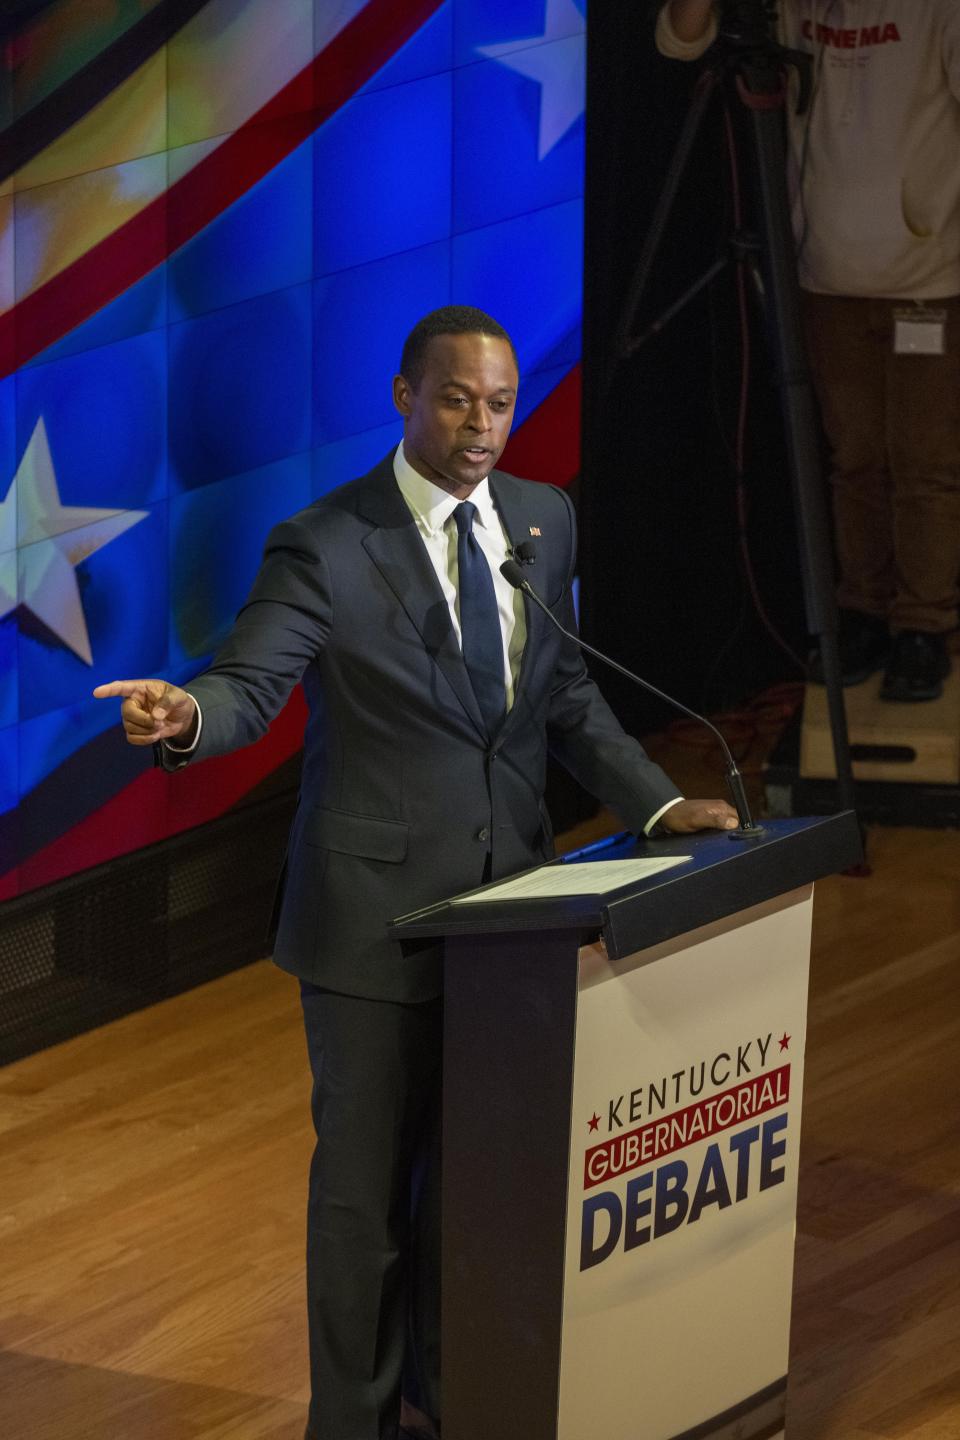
[358, 460, 488, 740]
[488, 471, 550, 725]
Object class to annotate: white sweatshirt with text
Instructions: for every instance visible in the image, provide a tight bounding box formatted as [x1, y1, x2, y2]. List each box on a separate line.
[656, 1, 960, 298]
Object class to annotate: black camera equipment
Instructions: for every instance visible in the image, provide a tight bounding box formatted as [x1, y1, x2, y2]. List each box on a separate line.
[615, 0, 858, 828]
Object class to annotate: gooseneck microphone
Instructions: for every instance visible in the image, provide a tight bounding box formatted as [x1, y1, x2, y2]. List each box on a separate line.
[500, 558, 763, 838]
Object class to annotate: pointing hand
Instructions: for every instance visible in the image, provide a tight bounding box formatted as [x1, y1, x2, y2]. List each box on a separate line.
[92, 679, 198, 748]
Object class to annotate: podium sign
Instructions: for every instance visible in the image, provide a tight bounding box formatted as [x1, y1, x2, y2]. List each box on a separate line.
[560, 888, 811, 1439]
[391, 815, 861, 1440]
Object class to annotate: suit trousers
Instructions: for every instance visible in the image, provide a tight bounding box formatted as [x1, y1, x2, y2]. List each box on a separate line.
[301, 983, 442, 1440]
[801, 291, 960, 634]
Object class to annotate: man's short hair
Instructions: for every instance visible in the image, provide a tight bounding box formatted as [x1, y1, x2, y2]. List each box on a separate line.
[399, 306, 518, 388]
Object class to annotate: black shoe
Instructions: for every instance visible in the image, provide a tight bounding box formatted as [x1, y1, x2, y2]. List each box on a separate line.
[879, 630, 951, 702]
[808, 609, 890, 686]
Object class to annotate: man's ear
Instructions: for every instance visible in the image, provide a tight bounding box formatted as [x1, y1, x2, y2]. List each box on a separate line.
[392, 373, 412, 417]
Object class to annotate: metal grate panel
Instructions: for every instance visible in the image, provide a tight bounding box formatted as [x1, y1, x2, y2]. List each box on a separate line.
[0, 791, 296, 1066]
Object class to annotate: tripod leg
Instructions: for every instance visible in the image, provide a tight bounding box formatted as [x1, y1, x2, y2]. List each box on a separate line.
[737, 63, 859, 824]
[615, 68, 721, 359]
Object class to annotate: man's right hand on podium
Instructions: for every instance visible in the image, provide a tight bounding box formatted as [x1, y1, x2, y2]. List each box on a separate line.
[92, 679, 199, 748]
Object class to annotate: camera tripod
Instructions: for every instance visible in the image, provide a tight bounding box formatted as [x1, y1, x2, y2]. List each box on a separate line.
[616, 0, 858, 824]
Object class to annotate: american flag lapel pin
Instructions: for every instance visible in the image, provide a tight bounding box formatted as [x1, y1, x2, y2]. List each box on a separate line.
[529, 526, 541, 537]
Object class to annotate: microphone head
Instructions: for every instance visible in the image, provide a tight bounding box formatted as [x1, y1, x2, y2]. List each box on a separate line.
[500, 558, 526, 590]
[513, 540, 537, 564]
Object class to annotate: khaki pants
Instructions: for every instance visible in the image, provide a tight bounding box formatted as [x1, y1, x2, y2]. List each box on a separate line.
[802, 292, 960, 634]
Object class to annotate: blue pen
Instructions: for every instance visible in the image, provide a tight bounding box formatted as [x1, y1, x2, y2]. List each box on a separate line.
[559, 831, 630, 863]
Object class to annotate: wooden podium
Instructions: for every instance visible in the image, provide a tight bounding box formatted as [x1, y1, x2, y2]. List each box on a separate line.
[391, 813, 861, 1440]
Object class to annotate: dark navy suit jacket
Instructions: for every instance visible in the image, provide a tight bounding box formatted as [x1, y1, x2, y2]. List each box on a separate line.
[165, 454, 681, 1001]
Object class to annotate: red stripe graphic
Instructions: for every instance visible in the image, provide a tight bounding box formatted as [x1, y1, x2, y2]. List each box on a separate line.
[500, 364, 581, 489]
[0, 686, 308, 902]
[0, 0, 444, 377]
[583, 1065, 792, 1190]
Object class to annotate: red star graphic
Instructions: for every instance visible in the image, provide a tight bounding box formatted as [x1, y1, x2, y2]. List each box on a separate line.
[778, 1031, 791, 1052]
[588, 1112, 601, 1133]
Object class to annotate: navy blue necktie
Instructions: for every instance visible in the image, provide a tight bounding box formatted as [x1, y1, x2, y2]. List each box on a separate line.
[453, 501, 506, 735]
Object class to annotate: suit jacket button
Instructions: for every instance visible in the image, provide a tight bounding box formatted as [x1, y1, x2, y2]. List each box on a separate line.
[477, 827, 490, 842]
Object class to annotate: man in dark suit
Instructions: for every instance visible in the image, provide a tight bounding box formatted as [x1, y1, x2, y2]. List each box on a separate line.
[95, 306, 738, 1440]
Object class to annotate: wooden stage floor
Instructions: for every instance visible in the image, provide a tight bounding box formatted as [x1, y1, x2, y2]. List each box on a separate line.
[2, 817, 959, 1439]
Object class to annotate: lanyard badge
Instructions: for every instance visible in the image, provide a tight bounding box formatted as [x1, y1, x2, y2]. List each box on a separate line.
[893, 306, 948, 356]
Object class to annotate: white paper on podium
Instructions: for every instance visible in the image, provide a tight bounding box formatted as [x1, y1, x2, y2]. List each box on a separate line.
[451, 855, 690, 904]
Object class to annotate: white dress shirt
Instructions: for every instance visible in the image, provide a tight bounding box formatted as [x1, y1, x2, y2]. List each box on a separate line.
[392, 444, 526, 708]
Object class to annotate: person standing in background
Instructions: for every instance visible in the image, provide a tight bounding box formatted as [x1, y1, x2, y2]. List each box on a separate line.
[658, 0, 960, 700]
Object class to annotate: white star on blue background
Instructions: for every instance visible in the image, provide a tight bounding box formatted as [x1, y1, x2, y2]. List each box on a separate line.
[0, 418, 147, 665]
[477, 0, 586, 161]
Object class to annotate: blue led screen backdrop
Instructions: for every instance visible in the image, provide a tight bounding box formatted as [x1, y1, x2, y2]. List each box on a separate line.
[0, 0, 587, 899]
